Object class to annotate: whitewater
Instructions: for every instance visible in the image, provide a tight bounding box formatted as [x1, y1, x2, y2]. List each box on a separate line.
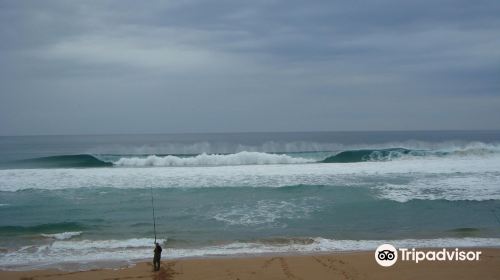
[1, 148, 500, 202]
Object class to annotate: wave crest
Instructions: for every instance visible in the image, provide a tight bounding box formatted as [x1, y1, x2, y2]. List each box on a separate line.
[322, 143, 500, 163]
[3, 142, 500, 169]
[41, 231, 82, 240]
[113, 151, 315, 167]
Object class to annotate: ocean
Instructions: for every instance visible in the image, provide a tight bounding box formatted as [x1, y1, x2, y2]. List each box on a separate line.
[0, 131, 500, 270]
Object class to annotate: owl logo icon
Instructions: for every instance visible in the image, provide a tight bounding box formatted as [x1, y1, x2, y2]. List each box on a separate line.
[375, 244, 398, 267]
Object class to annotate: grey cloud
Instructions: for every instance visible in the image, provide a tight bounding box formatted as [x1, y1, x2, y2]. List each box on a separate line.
[0, 0, 499, 135]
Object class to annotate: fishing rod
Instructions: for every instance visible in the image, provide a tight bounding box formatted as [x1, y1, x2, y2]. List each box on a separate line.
[492, 209, 500, 226]
[150, 186, 157, 243]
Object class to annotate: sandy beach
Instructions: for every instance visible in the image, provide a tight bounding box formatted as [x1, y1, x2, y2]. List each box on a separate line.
[2, 249, 499, 280]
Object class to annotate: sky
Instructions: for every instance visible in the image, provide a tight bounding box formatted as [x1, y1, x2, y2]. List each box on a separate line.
[0, 0, 499, 135]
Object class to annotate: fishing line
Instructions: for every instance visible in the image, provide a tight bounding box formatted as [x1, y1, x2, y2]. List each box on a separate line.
[491, 209, 500, 226]
[150, 186, 157, 243]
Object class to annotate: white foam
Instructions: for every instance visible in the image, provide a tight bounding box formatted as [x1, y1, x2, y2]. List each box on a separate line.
[1, 155, 499, 201]
[378, 173, 500, 202]
[213, 198, 320, 226]
[108, 143, 500, 167]
[113, 151, 315, 167]
[439, 142, 500, 156]
[0, 238, 165, 270]
[86, 141, 500, 155]
[40, 232, 82, 240]
[1, 237, 499, 270]
[167, 237, 500, 258]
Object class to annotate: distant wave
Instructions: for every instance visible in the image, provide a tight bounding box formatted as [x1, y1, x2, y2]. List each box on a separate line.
[113, 151, 315, 167]
[84, 138, 500, 155]
[3, 142, 500, 169]
[6, 154, 112, 168]
[322, 144, 500, 163]
[322, 148, 415, 163]
[116, 143, 500, 166]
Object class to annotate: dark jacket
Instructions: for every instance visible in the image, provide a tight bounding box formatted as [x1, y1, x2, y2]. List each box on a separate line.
[154, 244, 162, 259]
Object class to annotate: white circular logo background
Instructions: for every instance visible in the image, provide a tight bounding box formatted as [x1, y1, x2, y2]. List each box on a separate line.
[375, 244, 398, 267]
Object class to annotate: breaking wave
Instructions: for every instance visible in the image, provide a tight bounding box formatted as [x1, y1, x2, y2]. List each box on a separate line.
[2, 142, 500, 169]
[40, 232, 82, 240]
[113, 151, 315, 167]
[322, 148, 415, 163]
[322, 144, 500, 163]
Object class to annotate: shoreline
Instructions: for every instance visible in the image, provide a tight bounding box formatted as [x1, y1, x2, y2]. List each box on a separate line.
[2, 248, 500, 280]
[4, 237, 500, 272]
[3, 245, 499, 272]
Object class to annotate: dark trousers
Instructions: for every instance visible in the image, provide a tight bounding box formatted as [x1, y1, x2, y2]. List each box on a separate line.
[153, 256, 161, 271]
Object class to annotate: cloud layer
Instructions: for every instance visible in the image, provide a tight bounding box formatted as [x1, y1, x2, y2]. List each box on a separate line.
[1, 0, 499, 134]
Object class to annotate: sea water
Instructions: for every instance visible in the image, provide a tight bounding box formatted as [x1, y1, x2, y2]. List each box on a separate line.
[0, 131, 499, 270]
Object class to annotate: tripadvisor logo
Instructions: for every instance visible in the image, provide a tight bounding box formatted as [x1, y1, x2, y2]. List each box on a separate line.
[375, 244, 482, 267]
[375, 244, 398, 267]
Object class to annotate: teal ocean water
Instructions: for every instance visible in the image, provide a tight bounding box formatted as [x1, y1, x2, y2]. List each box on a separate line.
[1, 131, 500, 270]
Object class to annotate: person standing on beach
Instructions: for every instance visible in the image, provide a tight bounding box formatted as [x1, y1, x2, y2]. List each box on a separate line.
[153, 242, 162, 271]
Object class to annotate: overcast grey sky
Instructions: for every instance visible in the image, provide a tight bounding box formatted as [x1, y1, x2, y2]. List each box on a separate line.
[0, 0, 499, 135]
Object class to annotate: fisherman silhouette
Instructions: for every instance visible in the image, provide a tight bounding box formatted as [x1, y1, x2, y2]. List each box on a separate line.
[153, 242, 162, 271]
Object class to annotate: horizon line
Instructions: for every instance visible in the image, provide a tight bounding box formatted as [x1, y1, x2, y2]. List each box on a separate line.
[1, 128, 500, 137]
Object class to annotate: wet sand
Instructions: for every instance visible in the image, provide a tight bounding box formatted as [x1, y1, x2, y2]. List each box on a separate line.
[2, 249, 500, 280]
